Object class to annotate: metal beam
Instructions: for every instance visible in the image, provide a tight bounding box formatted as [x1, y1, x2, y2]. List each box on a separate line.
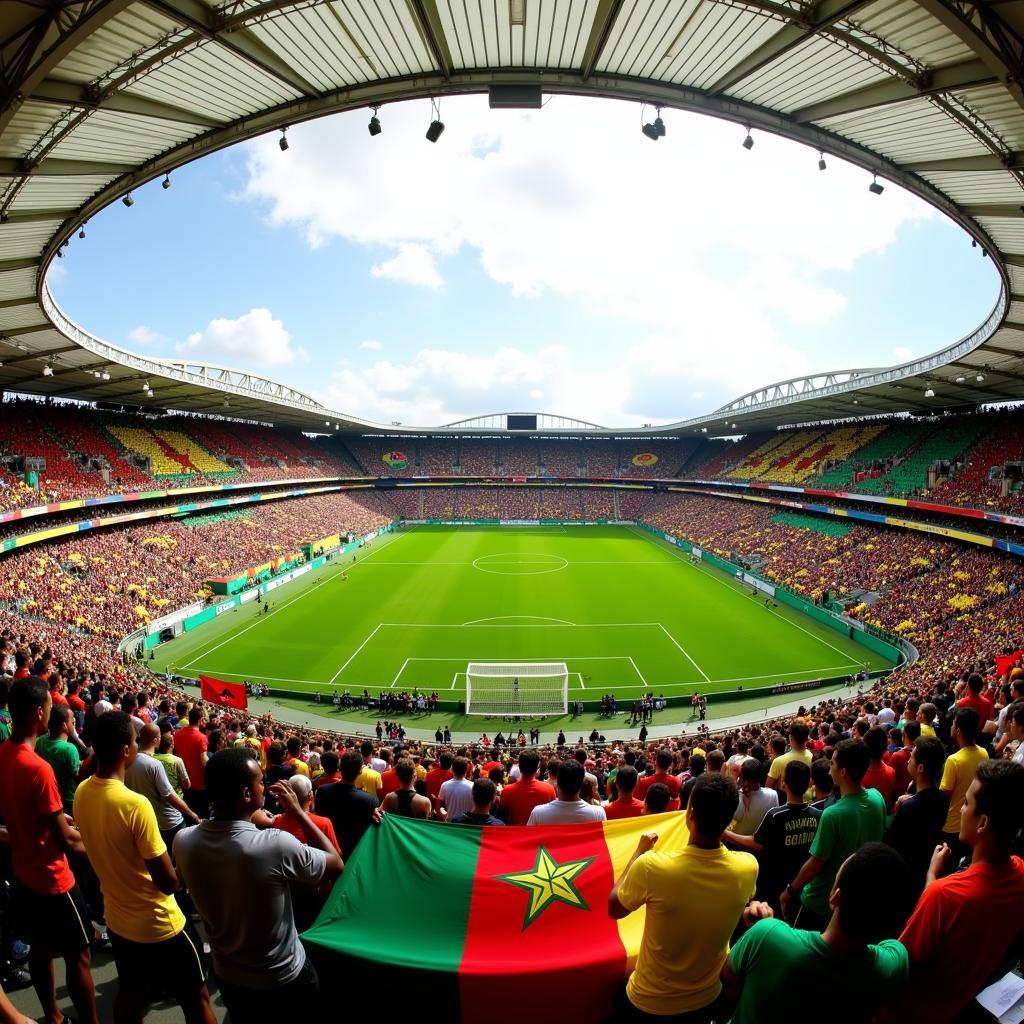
[792, 58, 995, 124]
[963, 203, 1024, 217]
[906, 153, 1019, 172]
[0, 0, 136, 136]
[6, 323, 57, 336]
[142, 0, 321, 97]
[30, 77, 224, 128]
[707, 0, 874, 95]
[0, 258, 38, 273]
[1, 208, 75, 224]
[0, 296, 37, 309]
[0, 344, 81, 366]
[580, 0, 624, 81]
[406, 0, 453, 79]
[0, 157, 133, 177]
[913, 0, 1024, 114]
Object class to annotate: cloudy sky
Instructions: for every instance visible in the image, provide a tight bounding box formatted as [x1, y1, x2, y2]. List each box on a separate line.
[51, 94, 999, 428]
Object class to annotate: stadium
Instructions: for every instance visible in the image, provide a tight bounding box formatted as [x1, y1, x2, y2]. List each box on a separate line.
[2, 1, 1024, 1022]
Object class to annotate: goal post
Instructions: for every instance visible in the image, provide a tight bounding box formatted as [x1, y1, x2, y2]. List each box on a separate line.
[465, 662, 569, 716]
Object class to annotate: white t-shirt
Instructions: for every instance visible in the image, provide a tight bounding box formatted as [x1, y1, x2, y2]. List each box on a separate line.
[731, 787, 779, 836]
[439, 777, 474, 819]
[527, 799, 606, 825]
[877, 708, 896, 726]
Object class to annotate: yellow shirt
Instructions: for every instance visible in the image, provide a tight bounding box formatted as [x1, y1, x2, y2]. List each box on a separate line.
[919, 723, 936, 738]
[940, 744, 988, 833]
[290, 758, 310, 778]
[618, 844, 757, 1015]
[766, 747, 812, 783]
[355, 765, 382, 799]
[73, 776, 185, 943]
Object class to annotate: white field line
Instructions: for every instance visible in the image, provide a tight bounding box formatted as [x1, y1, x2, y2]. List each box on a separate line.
[450, 673, 460, 691]
[628, 656, 649, 687]
[329, 623, 384, 685]
[462, 615, 577, 626]
[390, 657, 411, 689]
[574, 671, 585, 690]
[380, 622, 666, 628]
[178, 528, 409, 671]
[629, 525, 865, 667]
[656, 622, 711, 682]
[358, 560, 675, 566]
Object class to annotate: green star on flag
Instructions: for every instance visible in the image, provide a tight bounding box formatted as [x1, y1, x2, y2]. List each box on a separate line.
[496, 846, 596, 930]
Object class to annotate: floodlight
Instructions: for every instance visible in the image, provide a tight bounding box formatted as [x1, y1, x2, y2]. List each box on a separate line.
[818, 152, 827, 171]
[955, 376, 966, 384]
[142, 380, 150, 391]
[279, 129, 289, 151]
[42, 361, 54, 377]
[976, 373, 985, 382]
[122, 193, 134, 207]
[426, 119, 445, 143]
[162, 174, 171, 189]
[78, 226, 86, 239]
[368, 109, 382, 136]
[869, 176, 884, 195]
[742, 128, 754, 150]
[102, 370, 110, 380]
[924, 387, 935, 398]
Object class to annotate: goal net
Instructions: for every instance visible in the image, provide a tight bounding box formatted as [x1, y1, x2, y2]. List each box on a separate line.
[465, 662, 569, 716]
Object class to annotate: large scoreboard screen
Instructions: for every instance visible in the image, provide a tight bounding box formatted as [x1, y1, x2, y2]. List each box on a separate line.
[507, 414, 537, 431]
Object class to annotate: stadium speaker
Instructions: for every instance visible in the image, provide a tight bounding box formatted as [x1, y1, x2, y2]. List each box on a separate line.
[426, 119, 445, 143]
[368, 115, 382, 137]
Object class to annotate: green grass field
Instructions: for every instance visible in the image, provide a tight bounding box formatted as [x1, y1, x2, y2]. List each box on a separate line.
[153, 525, 893, 730]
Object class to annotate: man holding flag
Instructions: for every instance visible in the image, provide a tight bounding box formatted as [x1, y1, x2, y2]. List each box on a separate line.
[609, 773, 759, 1022]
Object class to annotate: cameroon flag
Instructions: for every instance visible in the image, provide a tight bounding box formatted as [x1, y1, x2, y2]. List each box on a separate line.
[303, 812, 690, 1024]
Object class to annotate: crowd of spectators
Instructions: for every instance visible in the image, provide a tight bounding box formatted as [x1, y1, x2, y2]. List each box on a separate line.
[0, 491, 395, 638]
[1, 634, 1021, 1022]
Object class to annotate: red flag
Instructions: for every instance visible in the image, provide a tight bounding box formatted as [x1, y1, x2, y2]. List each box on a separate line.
[199, 674, 248, 710]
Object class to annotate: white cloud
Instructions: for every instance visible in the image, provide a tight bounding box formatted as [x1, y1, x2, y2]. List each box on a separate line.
[243, 95, 937, 423]
[370, 243, 443, 288]
[177, 307, 298, 368]
[893, 345, 914, 362]
[359, 339, 383, 351]
[127, 325, 164, 346]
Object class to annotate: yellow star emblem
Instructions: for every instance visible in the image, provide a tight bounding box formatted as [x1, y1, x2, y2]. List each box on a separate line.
[496, 846, 596, 930]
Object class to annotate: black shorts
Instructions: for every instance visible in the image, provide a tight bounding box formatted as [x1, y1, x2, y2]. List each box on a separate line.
[11, 881, 92, 957]
[109, 920, 208, 998]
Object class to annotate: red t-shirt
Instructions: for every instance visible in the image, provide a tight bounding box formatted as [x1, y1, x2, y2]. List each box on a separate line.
[886, 748, 912, 796]
[272, 812, 340, 852]
[500, 778, 556, 826]
[174, 726, 208, 790]
[424, 767, 453, 800]
[0, 741, 75, 894]
[378, 769, 401, 799]
[633, 771, 682, 811]
[49, 690, 68, 707]
[957, 693, 995, 725]
[313, 772, 340, 791]
[604, 798, 645, 820]
[886, 857, 1024, 1023]
[862, 763, 897, 809]
[67, 694, 87, 714]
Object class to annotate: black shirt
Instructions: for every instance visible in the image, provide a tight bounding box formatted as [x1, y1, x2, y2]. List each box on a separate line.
[883, 787, 950, 894]
[315, 781, 378, 860]
[752, 802, 821, 905]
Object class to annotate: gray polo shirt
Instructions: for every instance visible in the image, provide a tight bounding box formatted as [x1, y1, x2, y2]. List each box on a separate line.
[125, 751, 182, 832]
[173, 819, 326, 988]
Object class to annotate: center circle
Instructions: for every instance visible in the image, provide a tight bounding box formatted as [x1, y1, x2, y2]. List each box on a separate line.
[472, 552, 569, 576]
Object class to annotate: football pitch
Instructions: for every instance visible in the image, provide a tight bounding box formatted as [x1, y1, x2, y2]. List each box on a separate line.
[153, 524, 894, 728]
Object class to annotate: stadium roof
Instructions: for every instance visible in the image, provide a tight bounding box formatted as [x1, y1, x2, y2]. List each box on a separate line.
[2, 0, 1024, 435]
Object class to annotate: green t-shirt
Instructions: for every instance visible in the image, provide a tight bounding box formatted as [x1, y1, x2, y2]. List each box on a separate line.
[728, 919, 907, 1024]
[0, 709, 11, 744]
[802, 787, 886, 916]
[153, 752, 185, 797]
[35, 735, 80, 808]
